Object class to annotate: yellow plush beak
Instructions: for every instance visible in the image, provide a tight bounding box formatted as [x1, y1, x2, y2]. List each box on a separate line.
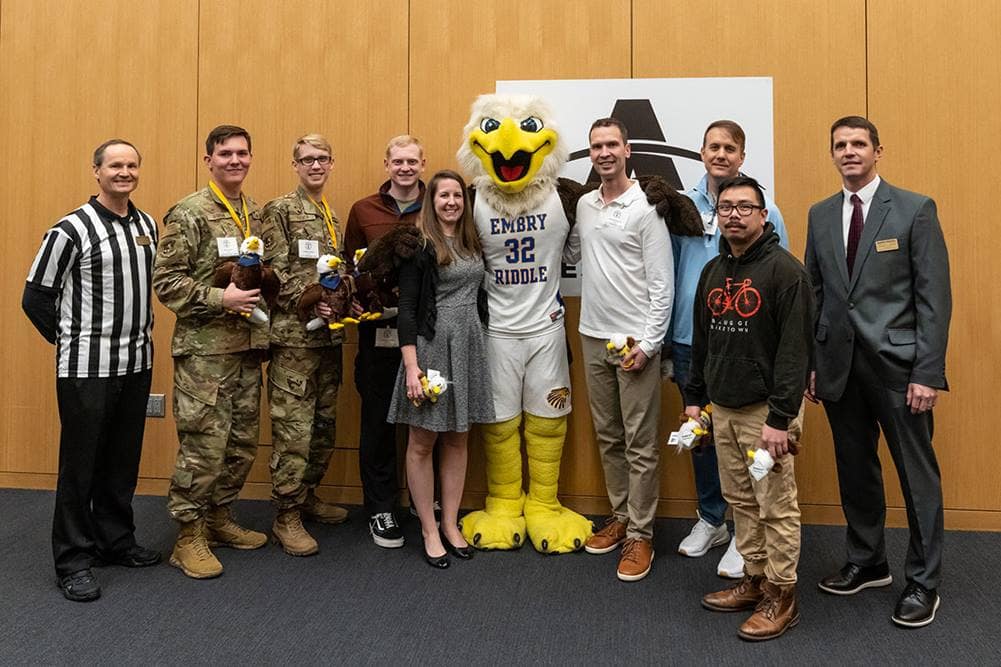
[468, 117, 557, 194]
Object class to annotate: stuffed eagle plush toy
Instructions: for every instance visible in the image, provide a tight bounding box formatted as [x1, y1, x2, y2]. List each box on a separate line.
[212, 235, 279, 324]
[455, 93, 701, 554]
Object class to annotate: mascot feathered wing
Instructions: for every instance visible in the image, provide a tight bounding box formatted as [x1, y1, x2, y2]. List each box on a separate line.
[457, 94, 701, 555]
[456, 95, 590, 554]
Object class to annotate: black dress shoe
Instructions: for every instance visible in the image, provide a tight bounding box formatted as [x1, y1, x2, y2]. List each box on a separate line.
[818, 562, 893, 595]
[441, 530, 473, 560]
[58, 569, 101, 602]
[100, 544, 163, 568]
[892, 582, 940, 628]
[423, 549, 450, 569]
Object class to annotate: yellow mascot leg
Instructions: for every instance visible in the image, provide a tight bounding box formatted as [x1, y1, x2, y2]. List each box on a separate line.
[523, 413, 593, 553]
[460, 415, 527, 549]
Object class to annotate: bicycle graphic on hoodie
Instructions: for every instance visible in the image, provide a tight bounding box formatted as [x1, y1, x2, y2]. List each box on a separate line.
[707, 277, 762, 318]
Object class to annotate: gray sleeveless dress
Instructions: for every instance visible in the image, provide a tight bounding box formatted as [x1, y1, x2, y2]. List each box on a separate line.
[388, 243, 494, 432]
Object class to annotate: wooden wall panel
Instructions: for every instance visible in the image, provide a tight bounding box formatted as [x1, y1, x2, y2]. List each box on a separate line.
[0, 0, 199, 478]
[868, 0, 1001, 511]
[2, 0, 999, 530]
[409, 0, 632, 173]
[196, 0, 410, 215]
[632, 0, 867, 513]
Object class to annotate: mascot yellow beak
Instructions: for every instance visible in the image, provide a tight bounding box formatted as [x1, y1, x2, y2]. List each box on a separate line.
[468, 116, 557, 194]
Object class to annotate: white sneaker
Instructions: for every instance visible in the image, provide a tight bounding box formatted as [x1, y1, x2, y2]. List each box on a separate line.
[677, 518, 729, 557]
[716, 535, 745, 579]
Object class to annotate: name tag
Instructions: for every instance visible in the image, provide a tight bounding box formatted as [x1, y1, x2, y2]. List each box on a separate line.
[375, 327, 399, 348]
[875, 238, 899, 252]
[298, 239, 320, 259]
[217, 237, 240, 257]
[135, 235, 152, 246]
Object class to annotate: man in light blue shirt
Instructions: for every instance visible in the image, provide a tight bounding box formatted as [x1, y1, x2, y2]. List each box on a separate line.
[671, 120, 788, 578]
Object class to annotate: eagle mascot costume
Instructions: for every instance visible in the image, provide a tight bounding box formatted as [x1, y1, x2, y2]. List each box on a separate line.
[457, 93, 701, 553]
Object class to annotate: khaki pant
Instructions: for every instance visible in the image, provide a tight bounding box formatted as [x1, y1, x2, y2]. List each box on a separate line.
[581, 335, 662, 540]
[167, 351, 262, 523]
[713, 401, 804, 584]
[268, 345, 342, 509]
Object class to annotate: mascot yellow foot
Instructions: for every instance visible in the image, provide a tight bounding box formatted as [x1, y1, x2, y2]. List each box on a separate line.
[523, 413, 592, 553]
[460, 415, 527, 549]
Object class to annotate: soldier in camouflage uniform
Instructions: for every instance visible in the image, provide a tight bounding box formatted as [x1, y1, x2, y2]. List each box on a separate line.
[153, 125, 269, 579]
[260, 134, 348, 557]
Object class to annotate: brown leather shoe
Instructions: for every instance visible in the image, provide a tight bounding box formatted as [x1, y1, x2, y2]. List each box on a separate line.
[616, 537, 654, 581]
[702, 574, 766, 612]
[584, 517, 628, 554]
[738, 581, 799, 641]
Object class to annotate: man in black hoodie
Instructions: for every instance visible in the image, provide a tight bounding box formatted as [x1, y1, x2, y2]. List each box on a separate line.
[685, 176, 814, 642]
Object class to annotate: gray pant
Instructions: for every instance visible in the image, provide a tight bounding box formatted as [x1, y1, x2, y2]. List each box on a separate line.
[823, 344, 944, 589]
[581, 335, 662, 540]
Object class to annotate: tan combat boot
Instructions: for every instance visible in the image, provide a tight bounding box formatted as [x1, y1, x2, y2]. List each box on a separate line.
[169, 519, 223, 579]
[272, 509, 319, 557]
[702, 573, 766, 612]
[737, 581, 799, 641]
[205, 506, 267, 550]
[301, 489, 349, 525]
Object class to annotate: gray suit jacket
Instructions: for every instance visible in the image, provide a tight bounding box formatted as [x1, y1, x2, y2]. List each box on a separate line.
[804, 179, 951, 400]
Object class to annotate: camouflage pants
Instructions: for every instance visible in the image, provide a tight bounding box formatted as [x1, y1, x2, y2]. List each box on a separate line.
[268, 345, 342, 509]
[166, 352, 262, 523]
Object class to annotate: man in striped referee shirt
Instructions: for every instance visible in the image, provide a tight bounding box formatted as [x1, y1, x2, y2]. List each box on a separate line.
[23, 139, 161, 602]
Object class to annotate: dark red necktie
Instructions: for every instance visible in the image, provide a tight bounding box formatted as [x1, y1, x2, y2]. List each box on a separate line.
[846, 194, 864, 275]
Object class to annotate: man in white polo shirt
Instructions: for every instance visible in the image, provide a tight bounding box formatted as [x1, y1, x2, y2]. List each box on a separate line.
[566, 117, 673, 581]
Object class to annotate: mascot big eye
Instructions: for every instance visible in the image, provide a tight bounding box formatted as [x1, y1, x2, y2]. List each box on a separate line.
[456, 94, 701, 554]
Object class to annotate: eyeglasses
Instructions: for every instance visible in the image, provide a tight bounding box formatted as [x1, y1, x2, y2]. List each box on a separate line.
[715, 202, 763, 216]
[295, 155, 333, 167]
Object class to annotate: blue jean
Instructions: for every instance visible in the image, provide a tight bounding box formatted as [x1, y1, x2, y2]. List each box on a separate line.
[672, 343, 728, 527]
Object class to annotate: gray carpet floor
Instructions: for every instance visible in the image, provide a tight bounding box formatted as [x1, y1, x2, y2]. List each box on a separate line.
[1, 488, 995, 665]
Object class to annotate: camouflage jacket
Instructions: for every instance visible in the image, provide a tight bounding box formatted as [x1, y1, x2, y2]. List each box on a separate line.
[261, 186, 343, 348]
[153, 186, 270, 356]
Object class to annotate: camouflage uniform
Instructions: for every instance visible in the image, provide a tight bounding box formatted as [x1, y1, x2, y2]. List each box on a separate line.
[261, 187, 343, 510]
[153, 186, 269, 523]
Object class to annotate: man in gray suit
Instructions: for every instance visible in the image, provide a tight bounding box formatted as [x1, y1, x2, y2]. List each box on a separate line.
[804, 116, 951, 628]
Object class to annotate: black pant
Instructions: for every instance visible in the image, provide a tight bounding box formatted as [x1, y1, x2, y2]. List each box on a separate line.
[53, 369, 152, 577]
[355, 323, 402, 515]
[823, 345, 944, 589]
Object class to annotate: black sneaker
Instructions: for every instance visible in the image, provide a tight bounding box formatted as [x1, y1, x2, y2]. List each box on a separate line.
[58, 569, 101, 602]
[98, 544, 162, 568]
[409, 500, 442, 522]
[369, 512, 405, 548]
[818, 562, 893, 595]
[892, 583, 940, 628]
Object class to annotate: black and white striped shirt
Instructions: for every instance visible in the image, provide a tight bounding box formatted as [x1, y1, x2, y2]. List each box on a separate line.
[26, 197, 158, 378]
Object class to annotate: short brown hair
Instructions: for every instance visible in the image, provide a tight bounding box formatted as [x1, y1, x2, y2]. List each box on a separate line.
[703, 120, 746, 152]
[205, 124, 252, 156]
[589, 117, 629, 143]
[93, 139, 141, 167]
[830, 116, 880, 149]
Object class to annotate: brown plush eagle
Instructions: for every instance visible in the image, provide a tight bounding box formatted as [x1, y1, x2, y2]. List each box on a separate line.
[298, 254, 356, 331]
[351, 224, 422, 319]
[212, 235, 279, 324]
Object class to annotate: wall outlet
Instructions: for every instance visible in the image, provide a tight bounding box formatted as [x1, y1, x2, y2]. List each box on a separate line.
[146, 394, 166, 418]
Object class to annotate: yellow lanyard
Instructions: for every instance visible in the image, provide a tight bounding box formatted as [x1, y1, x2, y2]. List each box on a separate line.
[209, 181, 250, 238]
[307, 194, 338, 250]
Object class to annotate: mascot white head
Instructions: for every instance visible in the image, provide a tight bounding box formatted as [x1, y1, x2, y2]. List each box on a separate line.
[457, 94, 569, 218]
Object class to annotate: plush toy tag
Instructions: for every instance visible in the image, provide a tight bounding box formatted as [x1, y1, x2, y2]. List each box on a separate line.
[216, 237, 239, 257]
[298, 239, 320, 259]
[375, 327, 399, 348]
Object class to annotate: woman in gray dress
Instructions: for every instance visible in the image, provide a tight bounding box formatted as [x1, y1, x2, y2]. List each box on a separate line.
[388, 170, 493, 568]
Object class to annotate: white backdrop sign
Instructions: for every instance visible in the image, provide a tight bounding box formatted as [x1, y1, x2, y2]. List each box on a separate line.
[494, 77, 775, 296]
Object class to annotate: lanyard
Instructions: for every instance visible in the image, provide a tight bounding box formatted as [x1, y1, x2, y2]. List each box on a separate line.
[208, 181, 250, 238]
[307, 194, 338, 249]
